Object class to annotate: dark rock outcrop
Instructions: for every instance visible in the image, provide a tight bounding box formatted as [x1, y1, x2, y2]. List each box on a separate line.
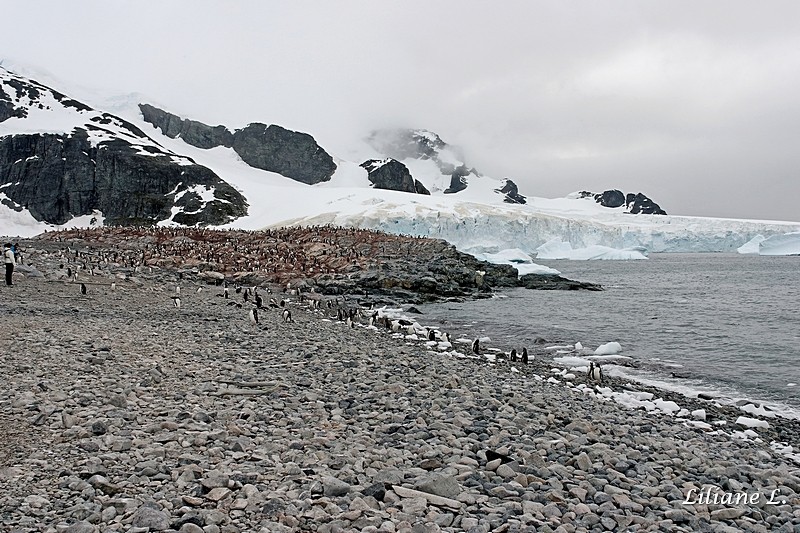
[444, 165, 470, 194]
[414, 179, 431, 195]
[360, 159, 418, 193]
[139, 105, 337, 185]
[580, 189, 667, 215]
[518, 273, 603, 291]
[139, 103, 234, 149]
[596, 189, 625, 208]
[232, 123, 336, 185]
[626, 192, 667, 215]
[0, 131, 247, 226]
[0, 70, 247, 226]
[495, 179, 527, 204]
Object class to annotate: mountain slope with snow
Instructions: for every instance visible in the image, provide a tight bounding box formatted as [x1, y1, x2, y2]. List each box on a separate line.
[2, 67, 800, 259]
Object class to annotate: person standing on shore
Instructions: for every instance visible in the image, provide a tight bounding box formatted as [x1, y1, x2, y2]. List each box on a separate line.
[4, 243, 16, 286]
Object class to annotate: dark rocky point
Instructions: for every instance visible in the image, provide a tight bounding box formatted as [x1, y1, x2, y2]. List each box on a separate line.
[495, 179, 527, 204]
[360, 159, 419, 194]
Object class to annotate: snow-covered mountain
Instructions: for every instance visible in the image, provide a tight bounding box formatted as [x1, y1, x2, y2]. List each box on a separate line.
[2, 67, 800, 259]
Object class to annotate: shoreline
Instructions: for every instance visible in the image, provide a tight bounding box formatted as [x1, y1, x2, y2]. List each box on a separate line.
[1, 233, 799, 531]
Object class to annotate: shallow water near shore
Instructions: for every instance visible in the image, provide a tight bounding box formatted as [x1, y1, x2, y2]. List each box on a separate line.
[419, 253, 800, 418]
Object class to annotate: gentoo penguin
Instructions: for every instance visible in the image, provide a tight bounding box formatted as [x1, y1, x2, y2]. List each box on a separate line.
[223, 287, 229, 299]
[80, 283, 87, 295]
[279, 299, 287, 308]
[282, 309, 292, 323]
[255, 293, 263, 309]
[171, 296, 181, 309]
[521, 347, 529, 364]
[110, 282, 116, 291]
[249, 307, 259, 325]
[510, 349, 517, 362]
[472, 338, 480, 355]
[588, 361, 603, 383]
[427, 329, 437, 341]
[443, 332, 451, 343]
[176, 286, 181, 294]
[269, 297, 279, 308]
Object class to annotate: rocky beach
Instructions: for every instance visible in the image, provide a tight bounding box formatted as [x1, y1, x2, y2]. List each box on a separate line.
[1, 229, 799, 532]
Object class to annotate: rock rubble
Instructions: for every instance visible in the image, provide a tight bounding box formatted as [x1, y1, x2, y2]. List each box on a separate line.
[0, 236, 798, 532]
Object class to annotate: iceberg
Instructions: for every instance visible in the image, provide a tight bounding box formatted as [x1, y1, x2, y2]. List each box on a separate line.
[473, 248, 561, 275]
[758, 232, 800, 256]
[737, 235, 766, 254]
[535, 238, 648, 260]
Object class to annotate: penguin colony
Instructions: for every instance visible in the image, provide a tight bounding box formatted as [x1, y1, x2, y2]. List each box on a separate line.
[36, 227, 607, 386]
[40, 225, 443, 287]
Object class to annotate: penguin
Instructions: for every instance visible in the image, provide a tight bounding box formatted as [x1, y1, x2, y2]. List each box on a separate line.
[279, 299, 287, 308]
[472, 338, 480, 355]
[176, 286, 181, 294]
[171, 296, 181, 309]
[243, 289, 250, 303]
[282, 309, 292, 323]
[510, 348, 517, 362]
[223, 287, 229, 299]
[427, 329, 436, 341]
[111, 282, 116, 291]
[588, 361, 603, 384]
[249, 307, 259, 325]
[346, 316, 355, 328]
[67, 267, 72, 279]
[79, 282, 87, 295]
[443, 332, 451, 343]
[196, 287, 202, 293]
[521, 347, 529, 365]
[255, 293, 263, 309]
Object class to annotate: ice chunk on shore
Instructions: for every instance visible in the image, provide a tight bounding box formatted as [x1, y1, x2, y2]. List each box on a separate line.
[735, 416, 770, 429]
[595, 342, 622, 355]
[758, 231, 800, 256]
[737, 234, 766, 254]
[535, 238, 648, 260]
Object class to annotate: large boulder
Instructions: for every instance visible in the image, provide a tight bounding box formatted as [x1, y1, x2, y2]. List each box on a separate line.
[232, 123, 336, 185]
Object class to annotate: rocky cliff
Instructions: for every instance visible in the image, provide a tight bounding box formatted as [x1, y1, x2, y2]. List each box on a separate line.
[579, 189, 667, 215]
[139, 105, 337, 185]
[0, 70, 248, 226]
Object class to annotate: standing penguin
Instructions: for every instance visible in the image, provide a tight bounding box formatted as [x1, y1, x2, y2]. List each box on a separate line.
[472, 338, 480, 355]
[521, 347, 529, 364]
[171, 296, 181, 309]
[588, 361, 603, 384]
[249, 307, 259, 325]
[510, 349, 517, 362]
[80, 283, 87, 295]
[282, 309, 292, 323]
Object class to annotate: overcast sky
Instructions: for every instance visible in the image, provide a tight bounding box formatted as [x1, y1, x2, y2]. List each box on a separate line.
[2, 0, 799, 221]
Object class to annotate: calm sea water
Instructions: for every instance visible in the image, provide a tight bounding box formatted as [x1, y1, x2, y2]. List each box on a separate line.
[418, 253, 800, 418]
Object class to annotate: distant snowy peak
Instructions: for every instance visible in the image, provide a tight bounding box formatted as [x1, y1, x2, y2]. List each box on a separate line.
[576, 189, 667, 215]
[0, 68, 247, 226]
[365, 127, 527, 204]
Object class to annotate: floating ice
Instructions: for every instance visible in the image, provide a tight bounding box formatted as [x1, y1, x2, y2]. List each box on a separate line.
[535, 238, 648, 260]
[737, 234, 765, 254]
[758, 231, 800, 256]
[594, 342, 623, 355]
